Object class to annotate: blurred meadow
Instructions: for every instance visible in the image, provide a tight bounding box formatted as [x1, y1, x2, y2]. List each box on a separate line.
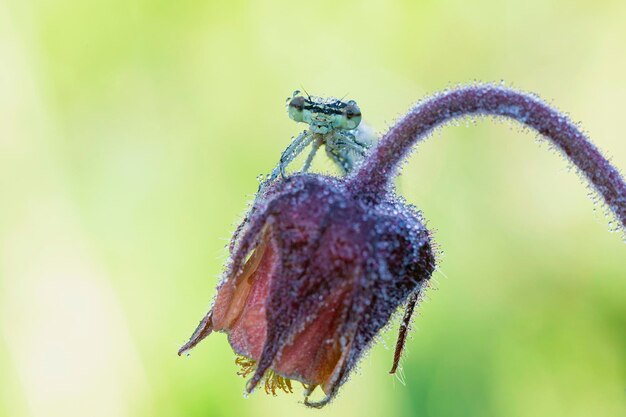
[1, 1, 625, 416]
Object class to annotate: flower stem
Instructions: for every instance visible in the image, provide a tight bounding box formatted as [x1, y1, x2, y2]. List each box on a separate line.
[348, 85, 626, 230]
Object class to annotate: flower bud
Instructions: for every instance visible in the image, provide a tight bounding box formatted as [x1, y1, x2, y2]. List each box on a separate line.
[180, 174, 435, 407]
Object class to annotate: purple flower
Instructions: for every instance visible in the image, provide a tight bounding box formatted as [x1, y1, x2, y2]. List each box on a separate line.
[179, 85, 626, 408]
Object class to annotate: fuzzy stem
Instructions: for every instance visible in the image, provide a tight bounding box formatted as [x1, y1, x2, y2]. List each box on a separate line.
[348, 85, 626, 229]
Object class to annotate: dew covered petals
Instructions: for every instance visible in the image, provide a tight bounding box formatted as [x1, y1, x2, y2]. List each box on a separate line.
[180, 173, 435, 407]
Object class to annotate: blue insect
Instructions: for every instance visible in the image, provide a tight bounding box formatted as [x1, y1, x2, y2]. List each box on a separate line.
[269, 91, 377, 180]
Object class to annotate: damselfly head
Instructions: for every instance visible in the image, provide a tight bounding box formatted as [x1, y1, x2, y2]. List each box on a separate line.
[287, 92, 362, 133]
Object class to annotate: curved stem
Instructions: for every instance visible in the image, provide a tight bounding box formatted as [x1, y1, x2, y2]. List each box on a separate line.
[347, 85, 626, 229]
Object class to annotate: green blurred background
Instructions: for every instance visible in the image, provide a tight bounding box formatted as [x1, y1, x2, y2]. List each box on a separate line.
[1, 1, 624, 416]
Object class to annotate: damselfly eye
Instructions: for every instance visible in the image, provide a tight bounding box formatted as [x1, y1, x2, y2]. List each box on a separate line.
[288, 96, 306, 122]
[289, 96, 305, 111]
[345, 102, 361, 119]
[342, 101, 362, 129]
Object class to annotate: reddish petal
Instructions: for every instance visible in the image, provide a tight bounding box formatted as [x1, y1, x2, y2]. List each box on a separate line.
[212, 227, 276, 331]
[272, 282, 352, 389]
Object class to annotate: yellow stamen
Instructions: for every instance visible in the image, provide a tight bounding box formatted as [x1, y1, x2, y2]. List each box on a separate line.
[235, 356, 256, 378]
[234, 355, 295, 396]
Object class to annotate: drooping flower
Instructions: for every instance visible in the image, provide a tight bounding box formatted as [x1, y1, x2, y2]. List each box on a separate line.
[180, 173, 435, 407]
[179, 85, 626, 408]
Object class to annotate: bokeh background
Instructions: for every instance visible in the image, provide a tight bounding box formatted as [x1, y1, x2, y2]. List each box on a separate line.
[1, 1, 625, 416]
